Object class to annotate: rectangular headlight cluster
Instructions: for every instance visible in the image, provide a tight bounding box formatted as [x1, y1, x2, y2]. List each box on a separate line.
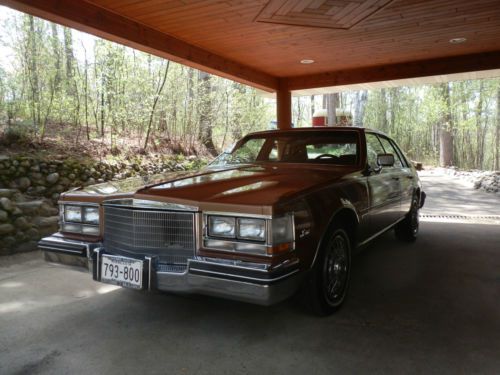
[205, 214, 294, 256]
[208, 216, 266, 242]
[60, 204, 100, 236]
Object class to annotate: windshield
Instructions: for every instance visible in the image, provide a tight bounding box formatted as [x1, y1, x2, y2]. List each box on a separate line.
[212, 131, 360, 166]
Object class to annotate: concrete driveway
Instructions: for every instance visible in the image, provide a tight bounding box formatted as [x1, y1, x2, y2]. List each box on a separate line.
[1, 174, 499, 375]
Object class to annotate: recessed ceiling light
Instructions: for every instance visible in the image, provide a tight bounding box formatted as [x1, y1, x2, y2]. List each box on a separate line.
[449, 37, 467, 44]
[300, 59, 315, 64]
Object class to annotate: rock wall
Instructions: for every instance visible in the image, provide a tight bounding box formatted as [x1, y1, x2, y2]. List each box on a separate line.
[0, 154, 203, 255]
[446, 168, 500, 194]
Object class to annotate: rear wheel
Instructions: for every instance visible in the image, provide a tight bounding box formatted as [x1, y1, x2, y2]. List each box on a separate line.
[395, 194, 419, 242]
[304, 228, 351, 316]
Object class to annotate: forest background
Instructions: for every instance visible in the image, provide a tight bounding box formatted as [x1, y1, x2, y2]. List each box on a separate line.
[0, 8, 498, 170]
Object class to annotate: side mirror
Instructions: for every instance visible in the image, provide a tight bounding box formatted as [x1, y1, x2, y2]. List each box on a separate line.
[377, 153, 395, 167]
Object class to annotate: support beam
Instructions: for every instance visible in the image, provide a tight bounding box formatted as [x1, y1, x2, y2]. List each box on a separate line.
[0, 0, 278, 92]
[277, 87, 292, 130]
[285, 51, 500, 91]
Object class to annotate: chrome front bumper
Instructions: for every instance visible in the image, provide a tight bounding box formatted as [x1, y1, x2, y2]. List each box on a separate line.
[39, 234, 303, 306]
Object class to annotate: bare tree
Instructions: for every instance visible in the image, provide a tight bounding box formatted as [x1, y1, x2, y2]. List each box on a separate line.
[144, 61, 170, 149]
[439, 83, 454, 167]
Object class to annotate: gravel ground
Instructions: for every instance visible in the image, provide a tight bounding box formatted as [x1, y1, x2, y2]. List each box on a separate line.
[421, 167, 499, 194]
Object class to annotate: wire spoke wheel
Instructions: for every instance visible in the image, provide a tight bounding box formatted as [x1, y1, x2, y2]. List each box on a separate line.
[322, 232, 349, 306]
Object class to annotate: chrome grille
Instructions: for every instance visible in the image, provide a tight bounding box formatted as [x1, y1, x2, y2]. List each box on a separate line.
[103, 205, 195, 264]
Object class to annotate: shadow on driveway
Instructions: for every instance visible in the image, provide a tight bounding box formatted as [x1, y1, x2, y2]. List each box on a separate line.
[1, 221, 499, 375]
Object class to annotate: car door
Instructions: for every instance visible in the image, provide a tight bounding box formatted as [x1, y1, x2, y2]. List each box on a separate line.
[377, 136, 413, 218]
[365, 133, 402, 236]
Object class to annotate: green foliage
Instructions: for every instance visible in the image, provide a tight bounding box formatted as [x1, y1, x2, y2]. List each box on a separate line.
[0, 11, 498, 171]
[0, 12, 272, 154]
[362, 81, 500, 169]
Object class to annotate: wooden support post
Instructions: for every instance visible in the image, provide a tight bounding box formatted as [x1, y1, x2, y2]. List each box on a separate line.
[277, 88, 292, 130]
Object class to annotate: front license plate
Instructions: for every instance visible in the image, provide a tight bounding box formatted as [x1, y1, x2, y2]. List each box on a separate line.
[101, 255, 144, 289]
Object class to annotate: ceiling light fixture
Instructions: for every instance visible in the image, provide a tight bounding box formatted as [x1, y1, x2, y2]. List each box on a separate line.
[449, 37, 467, 44]
[300, 59, 315, 64]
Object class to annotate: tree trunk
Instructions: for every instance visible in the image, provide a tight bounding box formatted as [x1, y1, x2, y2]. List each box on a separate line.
[439, 83, 454, 167]
[26, 15, 40, 130]
[63, 27, 75, 80]
[83, 46, 90, 140]
[379, 89, 388, 132]
[50, 24, 61, 89]
[496, 86, 500, 170]
[474, 81, 484, 169]
[354, 91, 368, 127]
[100, 83, 105, 137]
[198, 71, 217, 156]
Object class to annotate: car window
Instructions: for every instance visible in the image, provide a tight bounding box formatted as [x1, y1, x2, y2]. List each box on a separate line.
[305, 142, 357, 160]
[365, 133, 385, 169]
[213, 131, 360, 166]
[281, 134, 358, 164]
[230, 138, 265, 163]
[378, 136, 403, 168]
[389, 139, 409, 168]
[267, 140, 279, 161]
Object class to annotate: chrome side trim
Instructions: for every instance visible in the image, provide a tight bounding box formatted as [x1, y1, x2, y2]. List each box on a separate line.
[357, 216, 406, 247]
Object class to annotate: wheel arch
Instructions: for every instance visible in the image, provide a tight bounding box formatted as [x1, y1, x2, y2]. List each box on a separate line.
[310, 207, 359, 270]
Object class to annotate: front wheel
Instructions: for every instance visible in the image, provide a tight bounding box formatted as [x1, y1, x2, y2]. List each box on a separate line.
[395, 194, 420, 242]
[304, 228, 351, 316]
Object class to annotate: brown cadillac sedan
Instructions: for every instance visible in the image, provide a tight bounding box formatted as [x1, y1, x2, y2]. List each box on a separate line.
[39, 127, 425, 315]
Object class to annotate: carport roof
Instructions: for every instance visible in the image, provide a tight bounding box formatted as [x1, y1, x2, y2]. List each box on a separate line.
[2, 0, 500, 93]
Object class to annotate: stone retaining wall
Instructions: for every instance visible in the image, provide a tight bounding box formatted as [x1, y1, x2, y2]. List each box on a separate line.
[0, 154, 203, 255]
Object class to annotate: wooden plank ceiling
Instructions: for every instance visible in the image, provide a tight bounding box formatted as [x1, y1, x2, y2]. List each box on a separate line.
[2, 0, 500, 92]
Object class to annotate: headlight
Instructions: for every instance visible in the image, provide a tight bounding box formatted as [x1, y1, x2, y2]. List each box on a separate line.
[83, 207, 99, 225]
[61, 204, 100, 235]
[237, 218, 266, 241]
[208, 216, 235, 238]
[64, 205, 82, 222]
[204, 213, 294, 256]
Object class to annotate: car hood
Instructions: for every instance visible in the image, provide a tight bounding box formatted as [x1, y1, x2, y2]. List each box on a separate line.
[137, 164, 353, 206]
[63, 164, 355, 207]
